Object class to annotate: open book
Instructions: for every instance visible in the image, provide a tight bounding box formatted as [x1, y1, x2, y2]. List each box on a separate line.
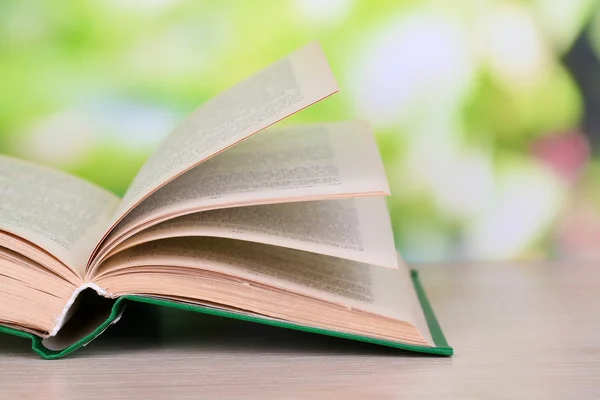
[0, 43, 452, 358]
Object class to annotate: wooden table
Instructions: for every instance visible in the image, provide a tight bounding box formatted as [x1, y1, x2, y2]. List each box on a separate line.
[1, 262, 599, 399]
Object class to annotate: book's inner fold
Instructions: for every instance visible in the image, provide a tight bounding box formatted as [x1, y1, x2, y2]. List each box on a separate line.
[41, 289, 116, 351]
[93, 237, 433, 347]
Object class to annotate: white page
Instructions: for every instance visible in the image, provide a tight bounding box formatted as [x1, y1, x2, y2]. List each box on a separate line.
[107, 198, 399, 269]
[111, 42, 338, 226]
[94, 121, 389, 266]
[0, 156, 119, 275]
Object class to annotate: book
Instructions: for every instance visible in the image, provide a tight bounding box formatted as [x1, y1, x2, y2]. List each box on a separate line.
[0, 42, 453, 358]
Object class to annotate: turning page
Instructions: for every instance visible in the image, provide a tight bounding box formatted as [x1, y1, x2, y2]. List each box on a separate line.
[111, 42, 338, 226]
[107, 198, 399, 269]
[0, 156, 119, 275]
[93, 121, 389, 265]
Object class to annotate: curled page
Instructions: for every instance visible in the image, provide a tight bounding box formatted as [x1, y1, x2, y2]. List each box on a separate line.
[107, 198, 399, 269]
[91, 121, 389, 270]
[110, 42, 338, 230]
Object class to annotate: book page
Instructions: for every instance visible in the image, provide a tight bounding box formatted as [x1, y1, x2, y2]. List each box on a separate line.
[0, 155, 120, 276]
[94, 121, 389, 265]
[97, 237, 415, 323]
[111, 42, 338, 227]
[108, 198, 399, 269]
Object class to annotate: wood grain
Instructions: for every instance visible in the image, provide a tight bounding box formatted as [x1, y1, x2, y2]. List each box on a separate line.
[0, 262, 599, 399]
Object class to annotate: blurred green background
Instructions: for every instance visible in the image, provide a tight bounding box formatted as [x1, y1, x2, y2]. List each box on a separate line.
[2, 0, 600, 262]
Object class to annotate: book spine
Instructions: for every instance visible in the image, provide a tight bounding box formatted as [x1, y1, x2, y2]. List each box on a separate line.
[49, 283, 114, 337]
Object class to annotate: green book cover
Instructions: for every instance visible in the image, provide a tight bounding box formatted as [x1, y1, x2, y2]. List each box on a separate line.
[0, 270, 453, 359]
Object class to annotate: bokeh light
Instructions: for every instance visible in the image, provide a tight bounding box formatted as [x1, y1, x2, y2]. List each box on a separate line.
[1, 0, 599, 263]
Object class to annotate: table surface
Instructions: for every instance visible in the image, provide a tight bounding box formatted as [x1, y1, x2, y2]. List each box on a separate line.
[1, 262, 599, 399]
